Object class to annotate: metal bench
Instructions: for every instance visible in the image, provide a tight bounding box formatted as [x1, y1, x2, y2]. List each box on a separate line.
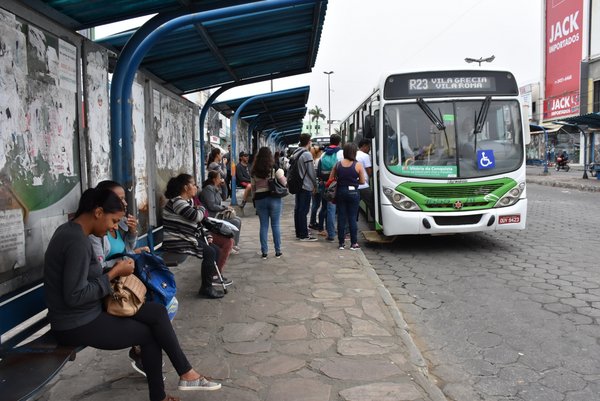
[0, 282, 83, 401]
[137, 225, 189, 266]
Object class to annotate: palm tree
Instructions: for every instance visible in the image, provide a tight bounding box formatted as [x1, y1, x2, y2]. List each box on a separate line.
[309, 106, 326, 136]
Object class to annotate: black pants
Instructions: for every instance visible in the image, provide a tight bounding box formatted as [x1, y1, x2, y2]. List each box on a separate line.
[53, 303, 191, 401]
[198, 239, 220, 289]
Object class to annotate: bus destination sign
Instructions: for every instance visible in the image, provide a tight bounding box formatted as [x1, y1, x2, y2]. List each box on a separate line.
[383, 70, 518, 99]
[408, 76, 495, 94]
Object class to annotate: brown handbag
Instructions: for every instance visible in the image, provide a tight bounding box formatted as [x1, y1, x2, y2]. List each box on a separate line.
[105, 274, 147, 317]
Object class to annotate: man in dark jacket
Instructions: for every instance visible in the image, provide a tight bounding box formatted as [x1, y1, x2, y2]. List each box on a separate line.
[291, 134, 318, 241]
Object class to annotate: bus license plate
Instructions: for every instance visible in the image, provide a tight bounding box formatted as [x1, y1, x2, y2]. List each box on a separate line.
[499, 215, 520, 224]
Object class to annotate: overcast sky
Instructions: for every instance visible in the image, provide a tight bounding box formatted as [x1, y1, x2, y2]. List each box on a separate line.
[96, 0, 544, 126]
[223, 0, 544, 125]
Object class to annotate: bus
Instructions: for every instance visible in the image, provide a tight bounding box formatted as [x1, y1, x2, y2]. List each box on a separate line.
[339, 70, 529, 236]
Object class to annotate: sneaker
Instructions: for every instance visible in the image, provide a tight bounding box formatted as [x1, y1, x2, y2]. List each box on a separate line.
[325, 237, 335, 242]
[275, 252, 282, 258]
[261, 253, 268, 259]
[308, 223, 318, 230]
[128, 347, 165, 377]
[350, 243, 361, 251]
[299, 236, 318, 242]
[338, 244, 345, 250]
[128, 347, 146, 377]
[233, 245, 241, 252]
[240, 200, 247, 209]
[212, 276, 233, 286]
[198, 286, 225, 299]
[231, 248, 239, 255]
[178, 376, 221, 391]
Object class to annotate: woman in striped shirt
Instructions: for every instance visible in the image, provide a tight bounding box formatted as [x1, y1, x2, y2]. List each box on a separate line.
[162, 174, 224, 299]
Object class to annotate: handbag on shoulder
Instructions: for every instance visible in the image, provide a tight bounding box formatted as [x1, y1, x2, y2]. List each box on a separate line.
[105, 274, 147, 317]
[268, 170, 288, 198]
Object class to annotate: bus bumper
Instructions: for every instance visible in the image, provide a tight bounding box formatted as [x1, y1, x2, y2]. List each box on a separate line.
[380, 199, 527, 235]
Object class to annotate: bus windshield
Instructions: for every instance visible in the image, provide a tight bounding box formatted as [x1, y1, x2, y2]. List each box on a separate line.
[383, 99, 523, 179]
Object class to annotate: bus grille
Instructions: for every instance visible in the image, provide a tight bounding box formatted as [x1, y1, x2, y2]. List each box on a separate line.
[433, 215, 483, 226]
[410, 184, 504, 198]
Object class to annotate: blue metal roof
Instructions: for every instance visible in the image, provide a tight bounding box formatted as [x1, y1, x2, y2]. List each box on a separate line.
[94, 1, 326, 94]
[20, 0, 263, 30]
[561, 112, 600, 128]
[212, 86, 309, 144]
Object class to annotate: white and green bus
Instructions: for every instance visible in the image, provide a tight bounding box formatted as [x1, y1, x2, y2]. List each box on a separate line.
[340, 70, 529, 236]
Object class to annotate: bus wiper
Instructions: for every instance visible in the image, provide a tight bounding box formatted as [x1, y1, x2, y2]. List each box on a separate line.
[474, 96, 491, 134]
[437, 108, 451, 153]
[417, 98, 446, 130]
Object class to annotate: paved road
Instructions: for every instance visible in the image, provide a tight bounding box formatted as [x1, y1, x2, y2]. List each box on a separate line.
[362, 183, 600, 401]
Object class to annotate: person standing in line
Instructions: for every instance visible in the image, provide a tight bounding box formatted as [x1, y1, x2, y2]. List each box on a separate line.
[355, 139, 374, 219]
[290, 133, 318, 241]
[236, 151, 253, 208]
[309, 144, 324, 233]
[251, 147, 287, 259]
[317, 134, 344, 241]
[328, 142, 366, 250]
[44, 188, 221, 401]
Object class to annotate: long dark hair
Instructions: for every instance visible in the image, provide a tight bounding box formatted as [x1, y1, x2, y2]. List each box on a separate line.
[74, 188, 124, 218]
[207, 148, 221, 165]
[251, 147, 274, 179]
[165, 173, 193, 199]
[95, 180, 123, 192]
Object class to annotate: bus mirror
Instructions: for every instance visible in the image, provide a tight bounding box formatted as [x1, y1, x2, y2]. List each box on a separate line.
[364, 115, 375, 139]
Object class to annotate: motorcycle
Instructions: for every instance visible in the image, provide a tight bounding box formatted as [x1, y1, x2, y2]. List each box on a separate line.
[555, 155, 570, 172]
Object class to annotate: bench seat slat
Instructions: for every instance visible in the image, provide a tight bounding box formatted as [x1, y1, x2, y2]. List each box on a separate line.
[0, 345, 78, 401]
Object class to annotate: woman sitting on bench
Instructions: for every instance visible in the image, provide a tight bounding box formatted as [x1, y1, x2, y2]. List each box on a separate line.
[44, 188, 221, 401]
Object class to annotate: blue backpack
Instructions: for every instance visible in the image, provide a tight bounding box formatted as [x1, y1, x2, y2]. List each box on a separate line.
[131, 252, 177, 307]
[318, 149, 340, 181]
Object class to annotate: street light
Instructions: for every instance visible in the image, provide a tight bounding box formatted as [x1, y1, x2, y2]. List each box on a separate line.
[324, 71, 334, 135]
[464, 55, 495, 66]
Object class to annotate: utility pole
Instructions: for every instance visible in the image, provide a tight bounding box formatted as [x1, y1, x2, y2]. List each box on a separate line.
[324, 71, 334, 135]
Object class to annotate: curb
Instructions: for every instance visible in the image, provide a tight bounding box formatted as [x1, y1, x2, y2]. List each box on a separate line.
[355, 250, 448, 401]
[526, 177, 600, 192]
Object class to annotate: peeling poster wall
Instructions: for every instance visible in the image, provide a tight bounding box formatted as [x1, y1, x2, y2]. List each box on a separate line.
[0, 8, 80, 284]
[132, 80, 148, 230]
[154, 89, 196, 208]
[84, 43, 110, 186]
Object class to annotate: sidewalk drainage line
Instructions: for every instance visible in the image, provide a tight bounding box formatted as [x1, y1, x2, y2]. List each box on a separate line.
[355, 250, 449, 401]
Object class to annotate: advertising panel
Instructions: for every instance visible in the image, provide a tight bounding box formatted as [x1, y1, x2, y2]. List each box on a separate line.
[544, 0, 583, 120]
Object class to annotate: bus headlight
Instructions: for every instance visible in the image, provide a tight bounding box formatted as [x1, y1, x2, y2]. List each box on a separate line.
[494, 182, 525, 208]
[383, 186, 421, 211]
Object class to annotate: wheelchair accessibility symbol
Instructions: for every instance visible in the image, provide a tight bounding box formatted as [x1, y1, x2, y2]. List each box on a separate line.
[477, 150, 495, 169]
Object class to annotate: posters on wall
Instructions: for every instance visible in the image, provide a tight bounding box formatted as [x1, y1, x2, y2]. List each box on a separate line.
[544, 0, 583, 120]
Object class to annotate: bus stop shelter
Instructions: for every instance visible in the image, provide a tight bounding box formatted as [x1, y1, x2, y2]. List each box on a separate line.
[27, 0, 327, 201]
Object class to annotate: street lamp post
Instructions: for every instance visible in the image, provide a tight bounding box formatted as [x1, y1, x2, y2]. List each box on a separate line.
[464, 55, 495, 66]
[324, 71, 334, 135]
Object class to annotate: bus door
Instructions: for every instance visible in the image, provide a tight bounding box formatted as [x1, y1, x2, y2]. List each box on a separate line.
[364, 109, 382, 230]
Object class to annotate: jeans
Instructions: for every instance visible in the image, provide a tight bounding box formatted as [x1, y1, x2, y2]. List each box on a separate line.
[336, 186, 360, 246]
[310, 189, 323, 229]
[294, 189, 312, 238]
[255, 196, 283, 254]
[325, 200, 336, 239]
